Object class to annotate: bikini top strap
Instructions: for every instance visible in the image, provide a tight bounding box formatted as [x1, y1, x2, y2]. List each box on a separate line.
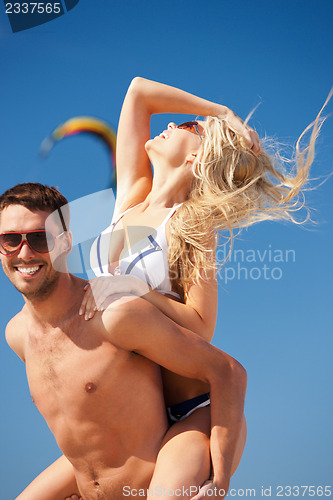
[111, 203, 143, 227]
[159, 203, 183, 227]
[112, 202, 183, 230]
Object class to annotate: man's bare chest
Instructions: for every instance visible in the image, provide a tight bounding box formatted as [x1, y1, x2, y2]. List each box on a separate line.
[24, 318, 132, 420]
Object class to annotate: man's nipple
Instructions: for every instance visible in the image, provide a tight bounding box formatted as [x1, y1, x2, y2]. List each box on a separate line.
[85, 382, 97, 393]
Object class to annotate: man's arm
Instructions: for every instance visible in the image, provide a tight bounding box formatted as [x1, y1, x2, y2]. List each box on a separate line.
[6, 314, 82, 500]
[5, 310, 26, 362]
[100, 297, 247, 494]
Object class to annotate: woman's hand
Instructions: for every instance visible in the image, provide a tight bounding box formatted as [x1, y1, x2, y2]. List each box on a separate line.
[79, 275, 150, 320]
[222, 108, 261, 153]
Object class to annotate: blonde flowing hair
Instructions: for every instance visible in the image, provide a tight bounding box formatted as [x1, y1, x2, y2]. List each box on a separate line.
[168, 92, 332, 298]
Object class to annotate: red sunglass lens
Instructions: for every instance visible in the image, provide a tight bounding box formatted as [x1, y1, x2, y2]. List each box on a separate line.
[27, 232, 53, 252]
[178, 122, 196, 130]
[0, 233, 22, 254]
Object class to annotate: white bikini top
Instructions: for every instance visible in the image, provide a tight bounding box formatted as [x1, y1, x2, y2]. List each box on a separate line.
[90, 203, 183, 299]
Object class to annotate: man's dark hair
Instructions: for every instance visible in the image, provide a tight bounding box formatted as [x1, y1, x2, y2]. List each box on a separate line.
[0, 183, 70, 231]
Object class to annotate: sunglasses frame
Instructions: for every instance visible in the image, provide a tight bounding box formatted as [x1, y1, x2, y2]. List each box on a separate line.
[0, 230, 65, 256]
[177, 121, 203, 141]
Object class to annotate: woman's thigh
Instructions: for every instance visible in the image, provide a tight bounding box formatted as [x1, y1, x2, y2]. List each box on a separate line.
[16, 456, 81, 500]
[147, 409, 247, 500]
[147, 407, 211, 500]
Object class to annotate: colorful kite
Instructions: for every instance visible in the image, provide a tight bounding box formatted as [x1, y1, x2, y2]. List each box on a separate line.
[40, 116, 117, 183]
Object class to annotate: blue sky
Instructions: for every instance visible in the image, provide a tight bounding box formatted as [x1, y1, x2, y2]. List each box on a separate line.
[0, 1, 332, 498]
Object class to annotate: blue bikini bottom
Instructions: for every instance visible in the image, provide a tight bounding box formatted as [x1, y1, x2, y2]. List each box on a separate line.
[167, 392, 210, 425]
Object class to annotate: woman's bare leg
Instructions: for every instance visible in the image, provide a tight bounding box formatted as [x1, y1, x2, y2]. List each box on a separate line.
[16, 455, 82, 500]
[147, 409, 247, 500]
[147, 407, 211, 499]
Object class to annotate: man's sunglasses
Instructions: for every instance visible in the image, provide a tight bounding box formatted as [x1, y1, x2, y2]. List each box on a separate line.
[0, 230, 65, 256]
[177, 121, 203, 141]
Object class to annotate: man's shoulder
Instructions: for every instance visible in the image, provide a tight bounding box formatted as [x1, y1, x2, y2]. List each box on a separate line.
[5, 308, 27, 362]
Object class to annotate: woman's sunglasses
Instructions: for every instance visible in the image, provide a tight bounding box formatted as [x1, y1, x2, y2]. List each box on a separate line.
[177, 121, 203, 141]
[0, 230, 65, 256]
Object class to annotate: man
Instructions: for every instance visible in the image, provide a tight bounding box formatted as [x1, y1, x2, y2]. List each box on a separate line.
[0, 182, 246, 500]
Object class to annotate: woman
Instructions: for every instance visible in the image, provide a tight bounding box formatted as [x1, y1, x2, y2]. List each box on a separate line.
[17, 78, 328, 500]
[80, 77, 328, 497]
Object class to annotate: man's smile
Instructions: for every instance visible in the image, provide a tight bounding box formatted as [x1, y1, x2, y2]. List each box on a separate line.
[13, 264, 44, 277]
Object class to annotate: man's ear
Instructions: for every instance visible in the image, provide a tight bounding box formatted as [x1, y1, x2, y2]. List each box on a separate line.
[50, 230, 73, 272]
[62, 230, 73, 255]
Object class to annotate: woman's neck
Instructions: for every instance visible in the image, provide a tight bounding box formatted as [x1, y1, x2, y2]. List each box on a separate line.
[146, 165, 192, 208]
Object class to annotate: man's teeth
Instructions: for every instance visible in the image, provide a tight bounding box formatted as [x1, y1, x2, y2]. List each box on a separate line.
[17, 266, 40, 275]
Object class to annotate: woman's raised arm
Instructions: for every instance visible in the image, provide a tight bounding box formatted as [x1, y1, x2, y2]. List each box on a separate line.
[115, 78, 153, 214]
